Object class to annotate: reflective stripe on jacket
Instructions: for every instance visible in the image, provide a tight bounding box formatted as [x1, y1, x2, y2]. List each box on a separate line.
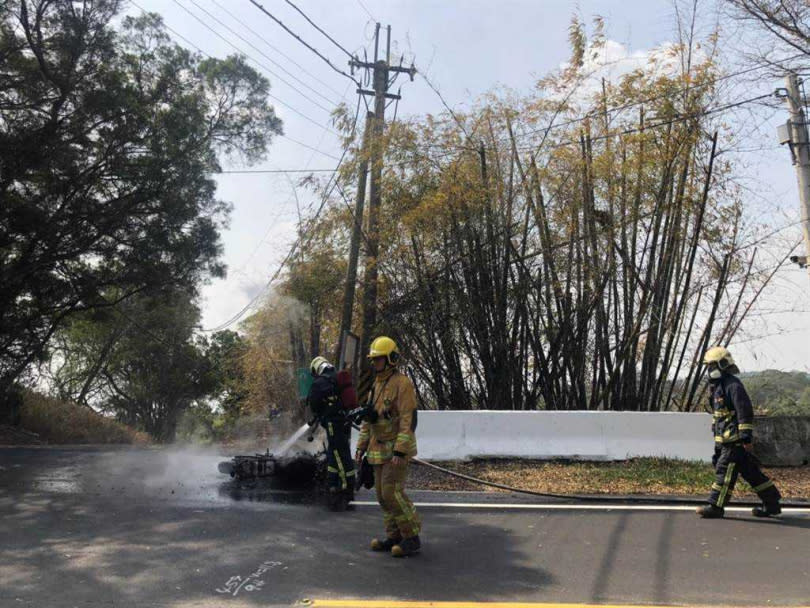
[356, 368, 418, 464]
[709, 374, 754, 444]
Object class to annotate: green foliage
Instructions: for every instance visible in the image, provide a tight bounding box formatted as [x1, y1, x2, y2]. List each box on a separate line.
[0, 1, 282, 398]
[49, 297, 254, 442]
[741, 370, 810, 416]
[198, 329, 249, 433]
[586, 457, 714, 490]
[50, 289, 214, 441]
[175, 402, 218, 444]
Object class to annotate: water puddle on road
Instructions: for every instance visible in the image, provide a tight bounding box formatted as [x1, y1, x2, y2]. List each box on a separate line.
[31, 478, 83, 494]
[2, 447, 326, 509]
[29, 464, 83, 494]
[217, 480, 321, 506]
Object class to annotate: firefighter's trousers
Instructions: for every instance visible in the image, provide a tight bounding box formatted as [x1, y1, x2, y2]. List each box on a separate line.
[709, 443, 781, 507]
[374, 460, 421, 540]
[323, 418, 355, 494]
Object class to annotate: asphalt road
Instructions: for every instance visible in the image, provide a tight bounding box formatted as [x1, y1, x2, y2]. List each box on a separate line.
[1, 446, 809, 608]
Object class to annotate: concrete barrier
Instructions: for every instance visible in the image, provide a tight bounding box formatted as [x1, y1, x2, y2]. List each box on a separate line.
[350, 411, 810, 464]
[352, 410, 713, 462]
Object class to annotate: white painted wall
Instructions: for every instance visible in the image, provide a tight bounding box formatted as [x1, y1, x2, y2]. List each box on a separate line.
[352, 411, 713, 462]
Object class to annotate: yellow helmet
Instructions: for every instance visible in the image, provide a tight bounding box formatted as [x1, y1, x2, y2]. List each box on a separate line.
[367, 336, 400, 366]
[703, 346, 738, 374]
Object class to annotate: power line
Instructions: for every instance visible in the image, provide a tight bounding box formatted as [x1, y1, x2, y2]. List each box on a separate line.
[171, 0, 336, 114]
[186, 0, 340, 108]
[280, 134, 342, 160]
[359, 91, 779, 177]
[217, 168, 337, 174]
[419, 71, 470, 140]
[130, 0, 356, 299]
[129, 0, 205, 52]
[282, 0, 355, 59]
[417, 52, 805, 155]
[414, 91, 776, 156]
[201, 96, 364, 333]
[510, 52, 807, 145]
[248, 0, 359, 85]
[356, 0, 375, 21]
[513, 93, 774, 154]
[224, 86, 355, 287]
[199, 34, 789, 330]
[128, 0, 339, 135]
[208, 0, 345, 99]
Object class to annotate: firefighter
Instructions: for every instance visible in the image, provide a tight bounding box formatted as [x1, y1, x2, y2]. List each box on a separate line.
[307, 356, 355, 511]
[354, 336, 421, 557]
[697, 346, 782, 519]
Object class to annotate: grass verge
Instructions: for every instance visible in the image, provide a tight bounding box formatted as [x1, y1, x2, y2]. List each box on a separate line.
[409, 457, 810, 499]
[16, 390, 150, 445]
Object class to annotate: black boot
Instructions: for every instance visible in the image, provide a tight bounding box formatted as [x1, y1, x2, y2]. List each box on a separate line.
[696, 504, 725, 518]
[342, 488, 355, 510]
[391, 535, 421, 557]
[327, 490, 346, 512]
[752, 503, 781, 517]
[370, 536, 401, 552]
[753, 486, 782, 517]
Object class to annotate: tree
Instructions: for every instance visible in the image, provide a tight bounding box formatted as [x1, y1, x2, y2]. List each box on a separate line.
[726, 0, 810, 57]
[283, 224, 347, 360]
[742, 369, 810, 415]
[199, 329, 249, 431]
[0, 2, 282, 407]
[240, 295, 306, 420]
[46, 302, 252, 441]
[53, 289, 215, 441]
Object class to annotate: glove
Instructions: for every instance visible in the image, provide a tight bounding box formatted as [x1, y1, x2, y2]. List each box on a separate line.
[711, 446, 721, 468]
[347, 404, 378, 424]
[355, 454, 375, 491]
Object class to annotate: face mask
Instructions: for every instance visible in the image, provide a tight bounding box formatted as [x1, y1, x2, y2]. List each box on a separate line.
[709, 368, 722, 379]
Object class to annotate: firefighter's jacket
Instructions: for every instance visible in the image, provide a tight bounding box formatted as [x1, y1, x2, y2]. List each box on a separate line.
[308, 369, 343, 421]
[709, 374, 754, 445]
[356, 368, 418, 464]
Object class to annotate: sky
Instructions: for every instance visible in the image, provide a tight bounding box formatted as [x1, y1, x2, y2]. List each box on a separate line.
[125, 0, 810, 373]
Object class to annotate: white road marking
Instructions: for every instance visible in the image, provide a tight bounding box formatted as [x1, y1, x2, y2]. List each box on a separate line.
[350, 500, 810, 513]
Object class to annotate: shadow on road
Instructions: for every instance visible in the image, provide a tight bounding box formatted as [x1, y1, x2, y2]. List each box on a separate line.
[721, 513, 810, 530]
[590, 511, 629, 603]
[0, 447, 553, 606]
[654, 509, 675, 604]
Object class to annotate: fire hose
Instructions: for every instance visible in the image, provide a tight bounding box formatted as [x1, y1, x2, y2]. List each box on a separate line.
[411, 457, 809, 508]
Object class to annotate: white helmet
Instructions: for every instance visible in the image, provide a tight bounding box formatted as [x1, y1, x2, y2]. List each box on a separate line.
[310, 356, 333, 376]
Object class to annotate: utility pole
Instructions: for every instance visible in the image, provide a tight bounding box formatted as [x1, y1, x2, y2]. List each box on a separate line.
[336, 110, 373, 367]
[347, 23, 415, 362]
[779, 73, 810, 274]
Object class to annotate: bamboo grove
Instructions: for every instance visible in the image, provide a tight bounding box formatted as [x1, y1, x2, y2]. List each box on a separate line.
[289, 36, 773, 413]
[265, 26, 787, 413]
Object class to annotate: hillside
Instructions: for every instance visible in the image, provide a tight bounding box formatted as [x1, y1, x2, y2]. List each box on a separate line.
[741, 370, 810, 415]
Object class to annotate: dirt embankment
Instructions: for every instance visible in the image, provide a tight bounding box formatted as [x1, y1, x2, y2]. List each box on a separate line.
[0, 391, 149, 446]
